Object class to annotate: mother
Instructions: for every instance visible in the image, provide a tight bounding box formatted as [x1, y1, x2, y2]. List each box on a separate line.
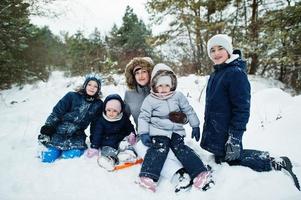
[124, 57, 192, 192]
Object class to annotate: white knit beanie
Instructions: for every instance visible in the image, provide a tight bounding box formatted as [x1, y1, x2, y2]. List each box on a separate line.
[105, 99, 122, 113]
[156, 75, 172, 87]
[207, 34, 233, 60]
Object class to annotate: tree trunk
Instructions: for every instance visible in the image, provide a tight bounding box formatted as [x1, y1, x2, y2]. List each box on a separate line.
[248, 0, 259, 75]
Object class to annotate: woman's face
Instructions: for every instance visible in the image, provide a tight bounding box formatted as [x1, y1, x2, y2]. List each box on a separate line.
[210, 45, 229, 64]
[134, 68, 150, 86]
[85, 80, 98, 96]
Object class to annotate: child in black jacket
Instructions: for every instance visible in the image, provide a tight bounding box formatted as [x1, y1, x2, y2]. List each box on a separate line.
[87, 94, 137, 171]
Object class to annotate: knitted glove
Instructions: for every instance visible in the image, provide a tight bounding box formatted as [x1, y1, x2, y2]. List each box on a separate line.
[191, 127, 200, 142]
[40, 125, 55, 136]
[169, 111, 188, 124]
[225, 135, 241, 161]
[140, 133, 152, 147]
[86, 148, 99, 158]
[127, 132, 137, 145]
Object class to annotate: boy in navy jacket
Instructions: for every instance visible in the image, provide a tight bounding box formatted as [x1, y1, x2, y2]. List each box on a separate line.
[200, 34, 300, 191]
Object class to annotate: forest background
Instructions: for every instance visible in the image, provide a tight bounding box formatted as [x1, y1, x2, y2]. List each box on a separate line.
[1, 0, 301, 94]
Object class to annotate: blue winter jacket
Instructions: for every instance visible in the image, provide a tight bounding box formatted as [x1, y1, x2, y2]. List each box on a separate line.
[200, 58, 251, 156]
[45, 92, 103, 150]
[90, 94, 135, 149]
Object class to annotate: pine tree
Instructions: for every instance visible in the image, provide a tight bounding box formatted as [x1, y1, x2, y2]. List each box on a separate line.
[106, 6, 153, 71]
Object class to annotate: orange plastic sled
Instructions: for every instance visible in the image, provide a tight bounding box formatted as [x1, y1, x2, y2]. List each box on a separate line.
[114, 158, 143, 171]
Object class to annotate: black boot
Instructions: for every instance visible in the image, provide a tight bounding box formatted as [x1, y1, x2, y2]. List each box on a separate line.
[173, 168, 193, 193]
[271, 156, 300, 191]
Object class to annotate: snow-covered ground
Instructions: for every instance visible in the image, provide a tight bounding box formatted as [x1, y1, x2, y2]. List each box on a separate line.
[0, 71, 300, 200]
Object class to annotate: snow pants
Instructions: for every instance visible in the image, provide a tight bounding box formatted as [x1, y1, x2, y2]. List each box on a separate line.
[139, 133, 207, 182]
[215, 149, 272, 172]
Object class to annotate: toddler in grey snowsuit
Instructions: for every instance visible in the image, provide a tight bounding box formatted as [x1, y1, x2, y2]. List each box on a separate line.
[137, 63, 213, 192]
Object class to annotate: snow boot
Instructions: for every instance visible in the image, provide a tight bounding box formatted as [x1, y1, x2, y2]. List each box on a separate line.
[271, 156, 300, 191]
[193, 171, 214, 191]
[117, 146, 138, 163]
[97, 156, 116, 171]
[138, 177, 157, 192]
[172, 168, 193, 193]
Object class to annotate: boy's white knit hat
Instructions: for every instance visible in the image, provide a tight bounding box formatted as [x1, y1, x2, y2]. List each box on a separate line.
[105, 99, 122, 113]
[207, 34, 233, 60]
[156, 75, 172, 87]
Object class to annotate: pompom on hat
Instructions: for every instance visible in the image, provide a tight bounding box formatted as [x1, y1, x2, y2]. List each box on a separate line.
[207, 34, 233, 60]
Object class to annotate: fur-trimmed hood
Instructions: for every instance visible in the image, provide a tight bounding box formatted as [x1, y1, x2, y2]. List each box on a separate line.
[125, 57, 154, 90]
[150, 63, 177, 92]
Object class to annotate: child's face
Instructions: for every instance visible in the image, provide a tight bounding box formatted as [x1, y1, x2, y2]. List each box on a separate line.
[85, 80, 99, 96]
[156, 84, 171, 94]
[105, 108, 120, 119]
[210, 45, 229, 64]
[134, 68, 149, 86]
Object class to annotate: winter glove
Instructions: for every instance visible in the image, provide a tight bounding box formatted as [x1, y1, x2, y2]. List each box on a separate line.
[225, 135, 241, 161]
[127, 132, 137, 145]
[40, 125, 55, 136]
[86, 148, 99, 158]
[191, 127, 200, 142]
[38, 134, 51, 145]
[169, 111, 188, 124]
[140, 133, 152, 147]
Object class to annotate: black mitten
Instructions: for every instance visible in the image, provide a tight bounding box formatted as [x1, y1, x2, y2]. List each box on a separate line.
[169, 111, 188, 124]
[40, 125, 55, 136]
[38, 134, 51, 145]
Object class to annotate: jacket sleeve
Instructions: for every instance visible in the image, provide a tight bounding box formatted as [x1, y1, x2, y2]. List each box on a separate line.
[227, 68, 251, 140]
[137, 97, 151, 135]
[177, 92, 200, 128]
[45, 92, 73, 127]
[89, 116, 104, 149]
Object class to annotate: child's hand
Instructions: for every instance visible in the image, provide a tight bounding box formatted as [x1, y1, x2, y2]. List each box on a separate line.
[127, 132, 137, 145]
[140, 133, 152, 147]
[40, 125, 55, 136]
[191, 127, 200, 142]
[86, 148, 99, 158]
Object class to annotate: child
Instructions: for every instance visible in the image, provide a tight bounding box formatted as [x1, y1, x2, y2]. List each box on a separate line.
[200, 34, 300, 190]
[38, 73, 103, 163]
[124, 57, 193, 193]
[87, 94, 137, 171]
[137, 63, 213, 192]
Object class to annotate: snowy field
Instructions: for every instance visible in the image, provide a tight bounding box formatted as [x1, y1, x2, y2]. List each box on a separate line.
[0, 71, 300, 200]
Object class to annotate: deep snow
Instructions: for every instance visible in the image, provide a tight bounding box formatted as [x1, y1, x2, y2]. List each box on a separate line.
[0, 71, 300, 200]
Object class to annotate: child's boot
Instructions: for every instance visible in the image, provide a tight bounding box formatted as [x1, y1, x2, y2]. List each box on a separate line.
[138, 177, 157, 192]
[40, 147, 61, 163]
[193, 171, 214, 191]
[117, 146, 138, 163]
[172, 168, 193, 193]
[97, 156, 116, 171]
[271, 156, 300, 191]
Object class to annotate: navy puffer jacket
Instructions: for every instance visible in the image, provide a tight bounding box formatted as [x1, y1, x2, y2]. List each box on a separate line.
[200, 58, 250, 156]
[90, 94, 135, 149]
[45, 92, 103, 150]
